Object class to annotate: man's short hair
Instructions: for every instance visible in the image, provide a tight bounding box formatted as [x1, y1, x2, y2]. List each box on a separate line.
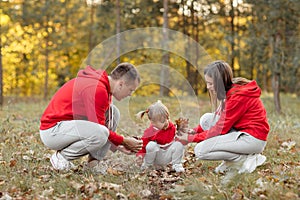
[110, 63, 140, 84]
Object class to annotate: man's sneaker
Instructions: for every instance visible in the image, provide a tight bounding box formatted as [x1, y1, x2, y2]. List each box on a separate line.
[172, 163, 185, 173]
[50, 151, 75, 170]
[238, 154, 266, 174]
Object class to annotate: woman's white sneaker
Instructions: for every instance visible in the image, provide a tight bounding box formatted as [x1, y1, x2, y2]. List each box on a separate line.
[238, 154, 266, 174]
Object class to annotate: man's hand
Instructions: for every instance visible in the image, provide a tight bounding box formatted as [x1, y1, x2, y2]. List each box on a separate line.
[116, 145, 134, 155]
[122, 136, 143, 153]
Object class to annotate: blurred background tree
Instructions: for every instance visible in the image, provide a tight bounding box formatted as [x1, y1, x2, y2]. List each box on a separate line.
[0, 0, 299, 112]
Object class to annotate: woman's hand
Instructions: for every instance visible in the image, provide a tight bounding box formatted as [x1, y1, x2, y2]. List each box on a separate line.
[122, 136, 143, 153]
[187, 129, 196, 134]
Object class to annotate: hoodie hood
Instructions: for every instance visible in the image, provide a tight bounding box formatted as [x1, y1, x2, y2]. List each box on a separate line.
[77, 65, 110, 93]
[227, 80, 261, 98]
[77, 65, 107, 80]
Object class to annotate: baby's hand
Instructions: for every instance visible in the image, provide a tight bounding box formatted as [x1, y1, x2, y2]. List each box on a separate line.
[175, 132, 189, 145]
[175, 117, 189, 136]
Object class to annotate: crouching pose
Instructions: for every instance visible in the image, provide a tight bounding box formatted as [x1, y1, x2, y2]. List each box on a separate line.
[136, 100, 185, 173]
[177, 60, 270, 175]
[39, 63, 142, 172]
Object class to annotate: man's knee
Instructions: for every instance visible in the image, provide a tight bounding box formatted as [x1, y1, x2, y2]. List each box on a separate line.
[92, 125, 109, 145]
[98, 125, 109, 136]
[111, 105, 120, 123]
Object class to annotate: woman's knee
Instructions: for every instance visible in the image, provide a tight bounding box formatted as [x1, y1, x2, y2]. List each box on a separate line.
[199, 113, 219, 130]
[194, 142, 208, 159]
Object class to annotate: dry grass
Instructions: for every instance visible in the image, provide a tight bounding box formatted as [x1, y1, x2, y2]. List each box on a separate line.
[0, 94, 299, 199]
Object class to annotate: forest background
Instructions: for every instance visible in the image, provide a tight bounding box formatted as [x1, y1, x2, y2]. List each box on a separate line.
[0, 0, 299, 113]
[1, 0, 300, 199]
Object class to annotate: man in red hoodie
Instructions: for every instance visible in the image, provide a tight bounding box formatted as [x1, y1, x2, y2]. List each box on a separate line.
[39, 62, 142, 172]
[177, 60, 270, 178]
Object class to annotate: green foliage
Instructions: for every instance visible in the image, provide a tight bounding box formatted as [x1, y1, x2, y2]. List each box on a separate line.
[0, 0, 299, 97]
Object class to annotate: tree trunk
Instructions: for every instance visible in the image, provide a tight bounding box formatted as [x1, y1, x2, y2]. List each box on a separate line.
[193, 3, 199, 96]
[44, 15, 49, 100]
[65, 0, 70, 65]
[271, 34, 282, 114]
[262, 65, 268, 92]
[229, 0, 235, 75]
[272, 72, 281, 113]
[0, 34, 3, 107]
[249, 9, 255, 80]
[160, 0, 170, 96]
[236, 3, 241, 77]
[87, 3, 95, 65]
[116, 0, 121, 64]
[182, 0, 192, 95]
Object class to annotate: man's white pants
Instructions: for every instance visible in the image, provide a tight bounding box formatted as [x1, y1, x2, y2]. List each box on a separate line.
[39, 105, 120, 161]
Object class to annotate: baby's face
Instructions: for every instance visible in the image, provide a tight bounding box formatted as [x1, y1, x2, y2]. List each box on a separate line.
[151, 119, 169, 130]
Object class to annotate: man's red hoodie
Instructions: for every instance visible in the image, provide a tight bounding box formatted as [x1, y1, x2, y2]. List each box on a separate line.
[40, 66, 124, 146]
[189, 80, 270, 142]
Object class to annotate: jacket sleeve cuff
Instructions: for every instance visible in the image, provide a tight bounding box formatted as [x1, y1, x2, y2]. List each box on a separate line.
[188, 131, 207, 143]
[193, 125, 204, 133]
[108, 130, 124, 146]
[188, 134, 196, 143]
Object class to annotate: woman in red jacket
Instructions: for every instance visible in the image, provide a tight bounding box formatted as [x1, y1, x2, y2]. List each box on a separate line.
[136, 100, 185, 173]
[178, 60, 270, 174]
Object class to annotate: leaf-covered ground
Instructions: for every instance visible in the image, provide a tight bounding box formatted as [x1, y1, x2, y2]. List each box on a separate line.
[0, 95, 299, 199]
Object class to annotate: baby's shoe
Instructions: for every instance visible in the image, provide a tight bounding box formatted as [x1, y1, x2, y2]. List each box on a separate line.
[172, 163, 185, 173]
[140, 163, 151, 171]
